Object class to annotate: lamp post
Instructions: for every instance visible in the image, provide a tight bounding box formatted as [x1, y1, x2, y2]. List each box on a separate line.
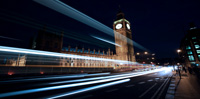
[177, 49, 182, 79]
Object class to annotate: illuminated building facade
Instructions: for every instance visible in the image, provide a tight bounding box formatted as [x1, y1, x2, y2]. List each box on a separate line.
[113, 10, 136, 62]
[6, 55, 26, 66]
[30, 11, 136, 68]
[180, 23, 200, 67]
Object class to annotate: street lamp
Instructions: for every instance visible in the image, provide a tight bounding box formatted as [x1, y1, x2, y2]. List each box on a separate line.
[144, 52, 148, 54]
[177, 49, 181, 53]
[136, 53, 140, 55]
[176, 49, 182, 79]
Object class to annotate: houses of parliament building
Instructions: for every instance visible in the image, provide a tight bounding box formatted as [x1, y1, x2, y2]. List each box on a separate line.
[31, 10, 136, 68]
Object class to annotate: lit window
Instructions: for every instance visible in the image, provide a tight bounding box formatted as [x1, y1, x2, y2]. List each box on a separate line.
[190, 62, 195, 64]
[195, 45, 200, 49]
[197, 50, 200, 54]
[192, 37, 196, 39]
[186, 46, 191, 49]
[198, 55, 200, 59]
[188, 55, 194, 61]
[194, 42, 198, 44]
[187, 51, 193, 54]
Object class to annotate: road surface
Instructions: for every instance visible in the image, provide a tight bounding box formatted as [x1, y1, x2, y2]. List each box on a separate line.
[0, 68, 172, 99]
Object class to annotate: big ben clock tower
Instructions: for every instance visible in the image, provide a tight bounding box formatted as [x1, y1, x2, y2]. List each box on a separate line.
[113, 10, 136, 62]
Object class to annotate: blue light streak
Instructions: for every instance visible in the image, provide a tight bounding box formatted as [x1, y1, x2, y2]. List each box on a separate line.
[47, 79, 130, 99]
[0, 74, 131, 98]
[91, 35, 121, 47]
[0, 72, 110, 83]
[0, 36, 21, 41]
[0, 68, 169, 98]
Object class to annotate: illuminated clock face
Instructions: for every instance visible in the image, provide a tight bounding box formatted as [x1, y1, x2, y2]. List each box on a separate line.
[126, 24, 130, 29]
[115, 24, 122, 29]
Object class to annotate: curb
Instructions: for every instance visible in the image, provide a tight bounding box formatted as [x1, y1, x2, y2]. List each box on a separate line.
[165, 74, 177, 99]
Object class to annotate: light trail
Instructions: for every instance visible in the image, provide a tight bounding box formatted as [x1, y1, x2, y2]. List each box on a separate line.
[50, 68, 166, 85]
[33, 0, 149, 51]
[0, 36, 21, 41]
[91, 35, 121, 47]
[47, 79, 130, 99]
[0, 46, 137, 64]
[0, 68, 170, 98]
[50, 70, 152, 84]
[0, 72, 110, 83]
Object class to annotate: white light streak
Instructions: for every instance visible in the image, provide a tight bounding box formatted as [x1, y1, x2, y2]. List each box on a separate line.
[0, 46, 137, 64]
[50, 70, 163, 85]
[47, 79, 130, 99]
[0, 68, 167, 98]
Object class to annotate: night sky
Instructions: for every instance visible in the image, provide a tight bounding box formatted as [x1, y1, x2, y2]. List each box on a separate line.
[0, 0, 200, 59]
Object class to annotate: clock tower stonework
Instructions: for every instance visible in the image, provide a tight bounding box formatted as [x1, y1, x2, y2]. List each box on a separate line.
[113, 10, 136, 62]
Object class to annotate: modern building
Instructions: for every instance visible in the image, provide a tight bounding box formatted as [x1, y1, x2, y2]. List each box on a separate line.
[180, 23, 200, 67]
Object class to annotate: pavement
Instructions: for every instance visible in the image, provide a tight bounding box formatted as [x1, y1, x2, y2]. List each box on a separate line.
[166, 70, 200, 99]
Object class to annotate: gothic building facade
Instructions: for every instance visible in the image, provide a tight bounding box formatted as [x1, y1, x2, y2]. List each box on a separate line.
[59, 10, 136, 67]
[31, 10, 136, 68]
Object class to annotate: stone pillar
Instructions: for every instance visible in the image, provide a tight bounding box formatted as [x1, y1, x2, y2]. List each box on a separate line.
[98, 49, 100, 55]
[82, 47, 84, 53]
[75, 46, 78, 52]
[88, 48, 90, 54]
[108, 48, 110, 56]
[111, 51, 113, 56]
[68, 45, 71, 52]
[93, 49, 95, 54]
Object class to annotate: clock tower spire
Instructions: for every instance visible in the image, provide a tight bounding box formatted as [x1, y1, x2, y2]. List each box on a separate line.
[113, 9, 136, 62]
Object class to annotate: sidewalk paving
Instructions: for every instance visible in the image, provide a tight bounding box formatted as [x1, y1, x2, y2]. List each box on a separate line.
[174, 71, 200, 99]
